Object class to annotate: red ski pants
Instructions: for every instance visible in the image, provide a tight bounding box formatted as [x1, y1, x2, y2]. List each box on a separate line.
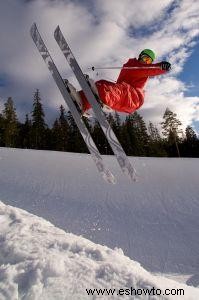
[79, 80, 144, 114]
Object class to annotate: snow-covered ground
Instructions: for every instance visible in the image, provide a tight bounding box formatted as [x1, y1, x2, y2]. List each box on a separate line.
[0, 147, 199, 299]
[0, 201, 199, 300]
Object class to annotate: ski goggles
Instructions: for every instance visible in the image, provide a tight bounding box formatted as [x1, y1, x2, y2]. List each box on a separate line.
[140, 55, 153, 64]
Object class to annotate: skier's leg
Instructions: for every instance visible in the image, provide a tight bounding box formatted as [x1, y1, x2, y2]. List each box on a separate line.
[64, 82, 91, 117]
[95, 80, 143, 114]
[78, 76, 103, 113]
[79, 78, 142, 114]
[79, 79, 115, 111]
[85, 76, 99, 97]
[79, 90, 92, 112]
[86, 77, 113, 113]
[95, 80, 124, 111]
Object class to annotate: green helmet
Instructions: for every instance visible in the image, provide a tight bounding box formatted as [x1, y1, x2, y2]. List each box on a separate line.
[139, 49, 156, 61]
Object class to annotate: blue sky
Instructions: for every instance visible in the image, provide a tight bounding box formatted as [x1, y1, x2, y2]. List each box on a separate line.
[179, 43, 199, 96]
[177, 42, 199, 131]
[0, 0, 198, 134]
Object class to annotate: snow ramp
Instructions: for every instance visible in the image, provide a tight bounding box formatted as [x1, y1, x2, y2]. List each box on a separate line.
[0, 201, 199, 299]
[0, 147, 199, 286]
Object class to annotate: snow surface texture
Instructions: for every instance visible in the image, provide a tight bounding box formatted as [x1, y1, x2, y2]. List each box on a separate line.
[0, 148, 199, 290]
[0, 201, 199, 300]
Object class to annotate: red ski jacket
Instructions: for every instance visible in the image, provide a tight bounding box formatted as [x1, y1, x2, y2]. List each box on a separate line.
[80, 58, 166, 113]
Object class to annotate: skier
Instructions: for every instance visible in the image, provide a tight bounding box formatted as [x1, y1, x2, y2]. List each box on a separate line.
[78, 49, 171, 115]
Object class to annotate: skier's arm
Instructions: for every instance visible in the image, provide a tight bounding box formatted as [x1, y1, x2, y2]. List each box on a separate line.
[128, 63, 168, 77]
[119, 59, 171, 78]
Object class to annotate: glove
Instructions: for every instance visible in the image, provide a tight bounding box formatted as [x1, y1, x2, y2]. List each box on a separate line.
[160, 61, 171, 71]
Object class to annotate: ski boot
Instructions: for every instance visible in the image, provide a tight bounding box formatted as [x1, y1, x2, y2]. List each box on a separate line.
[64, 79, 82, 112]
[64, 79, 92, 118]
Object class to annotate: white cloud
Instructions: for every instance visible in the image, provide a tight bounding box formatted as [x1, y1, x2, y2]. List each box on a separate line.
[0, 0, 198, 132]
[94, 0, 174, 28]
[143, 77, 199, 131]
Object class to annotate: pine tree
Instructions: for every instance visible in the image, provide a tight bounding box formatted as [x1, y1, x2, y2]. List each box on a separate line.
[107, 112, 122, 143]
[148, 122, 161, 141]
[20, 114, 32, 148]
[161, 108, 182, 157]
[148, 122, 166, 156]
[92, 117, 112, 154]
[135, 112, 150, 155]
[31, 89, 47, 149]
[67, 111, 88, 153]
[2, 97, 19, 147]
[185, 126, 197, 142]
[0, 113, 5, 146]
[52, 105, 69, 151]
[51, 119, 60, 150]
[181, 125, 199, 157]
[122, 112, 149, 156]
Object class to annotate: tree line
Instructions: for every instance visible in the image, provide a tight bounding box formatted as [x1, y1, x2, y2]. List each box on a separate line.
[0, 89, 198, 157]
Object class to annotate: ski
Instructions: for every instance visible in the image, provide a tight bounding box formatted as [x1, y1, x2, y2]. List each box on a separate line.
[54, 26, 137, 182]
[30, 23, 116, 184]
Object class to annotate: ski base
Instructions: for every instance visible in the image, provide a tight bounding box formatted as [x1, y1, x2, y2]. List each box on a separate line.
[30, 23, 116, 185]
[54, 26, 137, 182]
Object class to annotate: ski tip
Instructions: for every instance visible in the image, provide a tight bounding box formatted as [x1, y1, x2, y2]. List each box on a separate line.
[54, 25, 60, 37]
[30, 23, 37, 36]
